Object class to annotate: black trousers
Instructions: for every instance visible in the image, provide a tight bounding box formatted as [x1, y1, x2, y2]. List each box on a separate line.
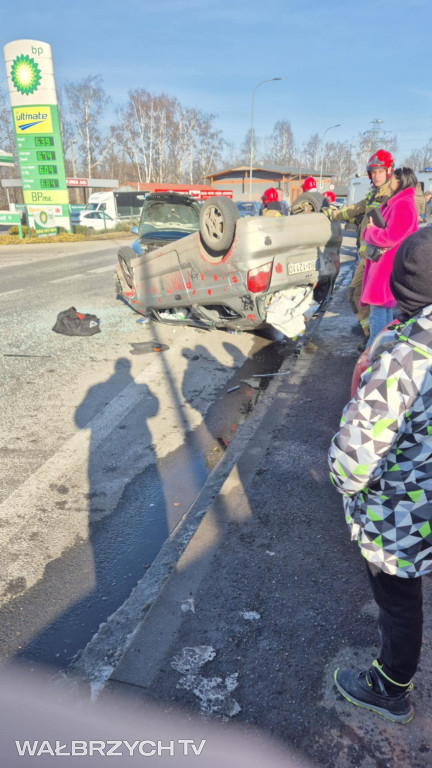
[366, 563, 423, 684]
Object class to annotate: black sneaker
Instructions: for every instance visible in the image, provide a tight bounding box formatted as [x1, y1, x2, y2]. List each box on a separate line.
[334, 663, 414, 724]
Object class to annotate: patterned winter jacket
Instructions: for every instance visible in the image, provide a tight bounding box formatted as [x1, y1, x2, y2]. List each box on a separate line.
[329, 307, 432, 577]
[328, 179, 392, 258]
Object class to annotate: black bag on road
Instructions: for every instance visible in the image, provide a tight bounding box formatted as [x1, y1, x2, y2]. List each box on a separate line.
[52, 307, 101, 336]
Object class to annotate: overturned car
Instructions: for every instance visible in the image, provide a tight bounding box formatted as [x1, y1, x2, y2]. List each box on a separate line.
[115, 192, 342, 336]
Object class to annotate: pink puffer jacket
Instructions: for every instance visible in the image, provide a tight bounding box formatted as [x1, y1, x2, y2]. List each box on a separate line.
[360, 187, 418, 307]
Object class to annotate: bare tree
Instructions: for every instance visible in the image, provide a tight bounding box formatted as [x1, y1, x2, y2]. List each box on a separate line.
[236, 128, 261, 167]
[302, 133, 321, 170]
[64, 75, 113, 178]
[322, 140, 357, 183]
[113, 90, 174, 183]
[112, 90, 224, 184]
[0, 82, 18, 205]
[0, 83, 14, 153]
[189, 115, 224, 182]
[403, 142, 432, 171]
[264, 120, 296, 166]
[56, 86, 75, 176]
[356, 128, 398, 172]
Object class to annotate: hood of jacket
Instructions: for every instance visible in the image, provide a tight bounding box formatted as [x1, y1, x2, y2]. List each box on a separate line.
[395, 305, 432, 356]
[369, 305, 432, 365]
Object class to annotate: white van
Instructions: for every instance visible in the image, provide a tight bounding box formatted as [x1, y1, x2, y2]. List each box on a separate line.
[348, 171, 432, 207]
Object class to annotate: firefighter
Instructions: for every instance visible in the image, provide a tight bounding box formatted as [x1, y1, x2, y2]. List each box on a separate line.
[322, 190, 336, 205]
[323, 149, 394, 340]
[260, 187, 285, 217]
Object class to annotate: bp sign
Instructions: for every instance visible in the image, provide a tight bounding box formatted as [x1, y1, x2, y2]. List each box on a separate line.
[3, 40, 71, 232]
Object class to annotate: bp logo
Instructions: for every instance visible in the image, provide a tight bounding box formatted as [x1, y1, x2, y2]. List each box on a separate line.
[40, 211, 48, 225]
[11, 55, 42, 95]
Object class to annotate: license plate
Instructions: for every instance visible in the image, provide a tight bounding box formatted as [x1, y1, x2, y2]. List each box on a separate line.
[287, 259, 317, 275]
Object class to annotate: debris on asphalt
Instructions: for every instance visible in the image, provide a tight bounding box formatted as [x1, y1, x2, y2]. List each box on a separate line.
[129, 342, 169, 355]
[136, 317, 150, 324]
[227, 385, 240, 393]
[241, 611, 261, 621]
[304, 340, 318, 353]
[217, 437, 229, 450]
[240, 378, 260, 389]
[171, 647, 241, 717]
[180, 598, 196, 614]
[252, 370, 291, 378]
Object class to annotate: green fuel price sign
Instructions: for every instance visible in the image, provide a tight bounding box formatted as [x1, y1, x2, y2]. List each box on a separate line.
[3, 40, 71, 232]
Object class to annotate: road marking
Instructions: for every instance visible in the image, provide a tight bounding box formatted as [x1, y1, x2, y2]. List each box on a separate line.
[0, 288, 25, 298]
[49, 274, 83, 284]
[50, 265, 114, 283]
[0, 364, 165, 606]
[86, 265, 116, 274]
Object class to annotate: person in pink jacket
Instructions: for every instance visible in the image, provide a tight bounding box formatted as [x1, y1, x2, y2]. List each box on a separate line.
[361, 167, 418, 346]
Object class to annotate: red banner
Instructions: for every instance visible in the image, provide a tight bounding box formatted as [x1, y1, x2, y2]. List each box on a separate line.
[66, 178, 88, 187]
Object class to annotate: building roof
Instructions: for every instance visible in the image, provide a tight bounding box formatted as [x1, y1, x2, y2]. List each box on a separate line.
[206, 164, 333, 179]
[119, 181, 217, 192]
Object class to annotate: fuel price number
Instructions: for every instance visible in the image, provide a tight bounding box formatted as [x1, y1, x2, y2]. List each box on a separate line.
[34, 137, 54, 147]
[36, 150, 56, 162]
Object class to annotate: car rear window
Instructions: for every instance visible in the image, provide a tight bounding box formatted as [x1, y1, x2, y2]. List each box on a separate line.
[138, 197, 200, 238]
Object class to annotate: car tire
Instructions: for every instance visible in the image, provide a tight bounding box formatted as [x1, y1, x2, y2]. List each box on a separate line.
[118, 247, 136, 289]
[298, 192, 324, 212]
[200, 197, 239, 253]
[86, 227, 94, 236]
[313, 277, 334, 304]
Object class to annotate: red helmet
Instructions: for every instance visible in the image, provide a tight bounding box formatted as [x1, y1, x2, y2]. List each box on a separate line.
[302, 176, 317, 192]
[322, 190, 336, 203]
[366, 149, 394, 180]
[262, 187, 278, 203]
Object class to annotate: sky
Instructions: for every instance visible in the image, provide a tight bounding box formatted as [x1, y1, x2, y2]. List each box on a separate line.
[1, 0, 431, 168]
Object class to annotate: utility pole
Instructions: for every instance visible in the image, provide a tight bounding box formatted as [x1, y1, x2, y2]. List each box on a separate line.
[370, 118, 383, 151]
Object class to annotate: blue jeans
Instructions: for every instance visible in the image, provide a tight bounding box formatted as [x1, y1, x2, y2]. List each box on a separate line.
[367, 306, 394, 348]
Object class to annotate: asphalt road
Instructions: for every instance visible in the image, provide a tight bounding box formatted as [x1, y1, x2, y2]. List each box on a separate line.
[0, 239, 288, 669]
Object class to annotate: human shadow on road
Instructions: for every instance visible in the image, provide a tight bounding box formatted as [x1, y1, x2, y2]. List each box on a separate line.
[10, 357, 164, 670]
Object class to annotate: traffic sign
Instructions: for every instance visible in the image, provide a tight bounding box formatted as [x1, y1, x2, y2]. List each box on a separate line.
[0, 209, 23, 238]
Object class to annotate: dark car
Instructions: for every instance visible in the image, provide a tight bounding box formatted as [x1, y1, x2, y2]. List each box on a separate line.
[235, 201, 261, 217]
[115, 192, 341, 333]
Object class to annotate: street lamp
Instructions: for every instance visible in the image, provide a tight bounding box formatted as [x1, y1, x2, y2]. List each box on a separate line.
[249, 78, 282, 201]
[319, 123, 341, 190]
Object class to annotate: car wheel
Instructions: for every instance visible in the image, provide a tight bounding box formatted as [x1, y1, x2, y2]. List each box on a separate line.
[86, 227, 94, 236]
[313, 277, 333, 304]
[300, 192, 324, 212]
[200, 197, 239, 253]
[118, 247, 136, 289]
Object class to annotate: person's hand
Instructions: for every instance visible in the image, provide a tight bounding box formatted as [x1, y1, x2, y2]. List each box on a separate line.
[367, 216, 373, 227]
[322, 207, 332, 219]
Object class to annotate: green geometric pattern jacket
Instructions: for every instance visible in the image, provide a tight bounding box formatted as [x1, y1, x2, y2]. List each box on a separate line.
[329, 306, 432, 577]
